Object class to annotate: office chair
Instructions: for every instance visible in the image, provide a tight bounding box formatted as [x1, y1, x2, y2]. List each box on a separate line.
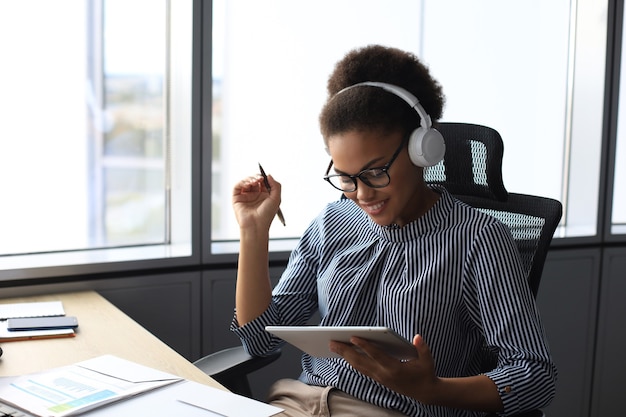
[430, 122, 563, 298]
[195, 122, 562, 416]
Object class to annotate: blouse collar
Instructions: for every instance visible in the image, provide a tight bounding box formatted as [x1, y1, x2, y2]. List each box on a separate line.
[369, 185, 454, 243]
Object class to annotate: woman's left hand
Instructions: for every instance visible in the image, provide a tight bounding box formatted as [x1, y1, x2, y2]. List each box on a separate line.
[330, 334, 440, 404]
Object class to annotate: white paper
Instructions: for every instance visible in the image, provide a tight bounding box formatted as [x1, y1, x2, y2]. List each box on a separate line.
[77, 355, 180, 383]
[83, 380, 265, 416]
[177, 383, 283, 417]
[0, 355, 182, 417]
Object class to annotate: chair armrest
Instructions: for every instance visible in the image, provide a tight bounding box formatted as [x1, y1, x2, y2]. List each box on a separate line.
[193, 346, 281, 396]
[194, 345, 280, 377]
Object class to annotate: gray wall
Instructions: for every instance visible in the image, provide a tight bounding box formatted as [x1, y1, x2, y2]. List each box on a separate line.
[1, 245, 623, 417]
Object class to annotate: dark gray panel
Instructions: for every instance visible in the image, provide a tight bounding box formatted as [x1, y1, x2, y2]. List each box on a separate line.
[591, 247, 626, 416]
[537, 248, 601, 417]
[95, 273, 202, 361]
[202, 269, 244, 353]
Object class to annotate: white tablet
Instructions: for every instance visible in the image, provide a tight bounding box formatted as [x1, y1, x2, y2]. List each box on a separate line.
[265, 325, 418, 361]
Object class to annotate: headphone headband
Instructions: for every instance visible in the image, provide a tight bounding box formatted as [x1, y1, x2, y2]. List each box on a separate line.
[335, 81, 433, 129]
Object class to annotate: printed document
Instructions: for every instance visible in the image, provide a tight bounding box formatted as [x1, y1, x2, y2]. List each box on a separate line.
[0, 355, 181, 416]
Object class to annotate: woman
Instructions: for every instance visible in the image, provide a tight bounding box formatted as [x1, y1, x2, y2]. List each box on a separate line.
[231, 45, 556, 417]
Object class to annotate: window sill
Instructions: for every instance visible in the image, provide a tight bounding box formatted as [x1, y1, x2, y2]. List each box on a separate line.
[0, 243, 193, 282]
[211, 238, 298, 255]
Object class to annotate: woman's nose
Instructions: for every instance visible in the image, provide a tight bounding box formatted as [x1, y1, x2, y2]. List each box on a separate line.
[355, 178, 376, 200]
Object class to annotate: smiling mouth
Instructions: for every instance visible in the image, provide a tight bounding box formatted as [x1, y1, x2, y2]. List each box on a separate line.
[361, 200, 386, 215]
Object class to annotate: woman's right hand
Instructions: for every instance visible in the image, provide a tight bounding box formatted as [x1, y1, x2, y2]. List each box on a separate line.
[232, 174, 282, 231]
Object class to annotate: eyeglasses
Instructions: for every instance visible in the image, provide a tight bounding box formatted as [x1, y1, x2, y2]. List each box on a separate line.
[323, 136, 407, 193]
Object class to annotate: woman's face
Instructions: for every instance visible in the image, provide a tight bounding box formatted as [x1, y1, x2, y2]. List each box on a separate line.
[326, 129, 435, 227]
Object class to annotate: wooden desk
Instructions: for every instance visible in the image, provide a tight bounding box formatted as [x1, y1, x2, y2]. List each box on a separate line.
[0, 291, 224, 390]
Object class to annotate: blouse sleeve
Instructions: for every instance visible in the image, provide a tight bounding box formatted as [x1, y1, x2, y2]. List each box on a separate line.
[466, 220, 557, 415]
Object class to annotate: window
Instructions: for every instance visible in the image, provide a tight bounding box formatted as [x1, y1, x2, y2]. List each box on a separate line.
[210, 0, 424, 250]
[0, 0, 618, 279]
[0, 0, 192, 269]
[211, 0, 608, 254]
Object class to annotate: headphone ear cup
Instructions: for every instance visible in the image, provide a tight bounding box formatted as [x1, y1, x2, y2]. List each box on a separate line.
[408, 127, 446, 167]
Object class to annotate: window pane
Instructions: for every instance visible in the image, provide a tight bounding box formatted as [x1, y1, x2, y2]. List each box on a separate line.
[0, 2, 91, 254]
[612, 15, 626, 234]
[0, 0, 192, 257]
[211, 0, 606, 250]
[424, 1, 570, 200]
[101, 0, 167, 247]
[211, 0, 423, 246]
[426, 0, 606, 238]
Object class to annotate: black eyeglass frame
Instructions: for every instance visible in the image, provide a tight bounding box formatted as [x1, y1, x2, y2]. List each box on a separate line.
[323, 135, 408, 193]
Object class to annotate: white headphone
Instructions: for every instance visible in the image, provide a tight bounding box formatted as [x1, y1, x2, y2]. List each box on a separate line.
[331, 81, 445, 167]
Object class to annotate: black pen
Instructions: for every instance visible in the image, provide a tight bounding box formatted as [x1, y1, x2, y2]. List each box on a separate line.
[258, 163, 286, 226]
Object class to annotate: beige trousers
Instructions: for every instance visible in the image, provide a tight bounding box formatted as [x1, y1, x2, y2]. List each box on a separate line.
[268, 379, 407, 417]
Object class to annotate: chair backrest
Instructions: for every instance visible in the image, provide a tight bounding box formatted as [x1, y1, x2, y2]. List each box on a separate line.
[425, 123, 562, 297]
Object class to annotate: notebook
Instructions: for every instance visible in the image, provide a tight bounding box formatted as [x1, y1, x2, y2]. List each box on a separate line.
[0, 302, 65, 320]
[0, 320, 75, 342]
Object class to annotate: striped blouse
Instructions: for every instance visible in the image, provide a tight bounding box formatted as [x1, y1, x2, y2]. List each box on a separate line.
[232, 186, 557, 417]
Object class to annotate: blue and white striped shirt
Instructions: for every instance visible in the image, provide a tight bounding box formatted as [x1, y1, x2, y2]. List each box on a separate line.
[232, 186, 557, 416]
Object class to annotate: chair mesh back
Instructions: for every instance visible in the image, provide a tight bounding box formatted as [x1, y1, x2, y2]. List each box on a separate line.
[426, 123, 563, 297]
[478, 209, 544, 279]
[425, 123, 507, 201]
